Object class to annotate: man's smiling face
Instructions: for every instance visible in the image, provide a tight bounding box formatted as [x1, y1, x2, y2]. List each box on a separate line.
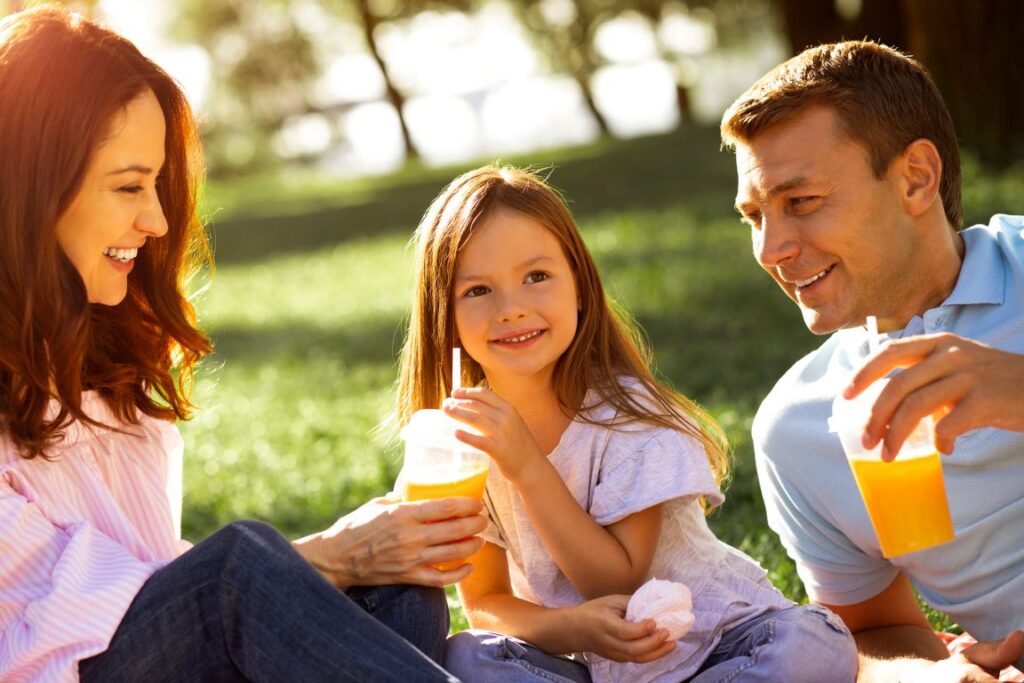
[733, 106, 920, 334]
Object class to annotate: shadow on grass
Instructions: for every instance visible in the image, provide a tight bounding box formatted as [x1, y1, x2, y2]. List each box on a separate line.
[209, 125, 738, 266]
[208, 316, 407, 367]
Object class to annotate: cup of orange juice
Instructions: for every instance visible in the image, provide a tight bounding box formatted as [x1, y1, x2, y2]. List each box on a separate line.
[829, 379, 954, 557]
[399, 409, 490, 570]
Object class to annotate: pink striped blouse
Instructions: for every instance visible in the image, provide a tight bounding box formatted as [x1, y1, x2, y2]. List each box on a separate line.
[0, 392, 190, 682]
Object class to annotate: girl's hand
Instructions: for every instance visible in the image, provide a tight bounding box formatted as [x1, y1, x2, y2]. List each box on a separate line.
[567, 595, 676, 663]
[443, 387, 545, 482]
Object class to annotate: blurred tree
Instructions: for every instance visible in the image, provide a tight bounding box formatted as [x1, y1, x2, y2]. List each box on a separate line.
[175, 0, 474, 174]
[2, 0, 97, 17]
[319, 0, 473, 161]
[624, 1, 694, 122]
[513, 0, 614, 136]
[774, 0, 1024, 166]
[174, 0, 320, 175]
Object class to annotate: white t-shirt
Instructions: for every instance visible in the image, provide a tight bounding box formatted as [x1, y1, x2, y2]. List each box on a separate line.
[481, 385, 792, 683]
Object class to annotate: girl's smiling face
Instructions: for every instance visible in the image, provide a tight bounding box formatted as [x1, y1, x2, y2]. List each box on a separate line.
[453, 207, 579, 390]
[54, 89, 169, 306]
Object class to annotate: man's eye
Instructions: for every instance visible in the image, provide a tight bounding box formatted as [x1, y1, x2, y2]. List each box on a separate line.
[463, 285, 489, 298]
[791, 196, 821, 211]
[525, 271, 550, 284]
[742, 211, 762, 228]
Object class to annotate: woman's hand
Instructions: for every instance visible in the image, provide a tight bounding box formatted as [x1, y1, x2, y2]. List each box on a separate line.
[293, 495, 487, 588]
[566, 595, 676, 663]
[443, 387, 545, 482]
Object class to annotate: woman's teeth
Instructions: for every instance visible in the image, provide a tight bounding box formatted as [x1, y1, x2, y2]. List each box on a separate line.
[103, 247, 138, 263]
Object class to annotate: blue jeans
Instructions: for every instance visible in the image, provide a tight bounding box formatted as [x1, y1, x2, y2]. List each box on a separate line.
[444, 604, 856, 683]
[688, 604, 857, 682]
[78, 520, 458, 682]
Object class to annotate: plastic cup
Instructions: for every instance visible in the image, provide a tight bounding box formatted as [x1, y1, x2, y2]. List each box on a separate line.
[399, 409, 489, 570]
[829, 379, 954, 557]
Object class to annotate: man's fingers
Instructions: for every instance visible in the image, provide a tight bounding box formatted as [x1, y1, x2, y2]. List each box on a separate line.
[962, 631, 1024, 671]
[876, 376, 965, 460]
[845, 336, 938, 398]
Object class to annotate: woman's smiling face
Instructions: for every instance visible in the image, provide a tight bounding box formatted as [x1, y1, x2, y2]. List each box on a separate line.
[54, 89, 168, 306]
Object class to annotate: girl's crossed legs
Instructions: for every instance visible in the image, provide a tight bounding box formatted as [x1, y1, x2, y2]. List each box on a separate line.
[444, 604, 857, 683]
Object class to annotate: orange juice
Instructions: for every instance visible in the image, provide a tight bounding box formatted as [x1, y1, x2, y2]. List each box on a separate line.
[849, 452, 954, 557]
[402, 461, 489, 570]
[401, 462, 490, 502]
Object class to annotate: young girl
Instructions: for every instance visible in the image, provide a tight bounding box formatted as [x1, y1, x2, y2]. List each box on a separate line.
[396, 166, 857, 682]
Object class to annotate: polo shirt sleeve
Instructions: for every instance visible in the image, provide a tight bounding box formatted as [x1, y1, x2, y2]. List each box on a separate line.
[755, 445, 900, 606]
[589, 427, 724, 527]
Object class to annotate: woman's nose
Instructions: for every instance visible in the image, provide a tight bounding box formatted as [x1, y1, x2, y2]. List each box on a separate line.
[135, 192, 168, 238]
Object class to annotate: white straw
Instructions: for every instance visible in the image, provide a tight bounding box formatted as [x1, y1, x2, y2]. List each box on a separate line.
[451, 347, 461, 394]
[866, 316, 880, 354]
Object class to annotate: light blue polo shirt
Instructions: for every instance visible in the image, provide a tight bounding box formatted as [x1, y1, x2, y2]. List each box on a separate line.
[754, 214, 1024, 646]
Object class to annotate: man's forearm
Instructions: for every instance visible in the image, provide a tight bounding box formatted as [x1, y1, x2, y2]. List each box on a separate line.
[854, 625, 949, 682]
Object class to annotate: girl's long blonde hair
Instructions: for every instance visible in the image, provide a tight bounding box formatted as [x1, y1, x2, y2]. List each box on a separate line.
[396, 165, 729, 490]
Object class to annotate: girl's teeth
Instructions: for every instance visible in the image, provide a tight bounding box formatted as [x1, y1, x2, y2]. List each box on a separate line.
[504, 331, 540, 343]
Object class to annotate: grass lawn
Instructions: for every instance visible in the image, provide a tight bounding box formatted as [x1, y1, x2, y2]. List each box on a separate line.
[181, 124, 1024, 632]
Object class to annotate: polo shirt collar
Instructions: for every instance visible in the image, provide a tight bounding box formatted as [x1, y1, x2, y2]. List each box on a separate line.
[941, 224, 1005, 307]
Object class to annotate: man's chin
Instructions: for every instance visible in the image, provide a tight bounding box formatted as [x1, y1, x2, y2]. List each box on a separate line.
[800, 308, 843, 336]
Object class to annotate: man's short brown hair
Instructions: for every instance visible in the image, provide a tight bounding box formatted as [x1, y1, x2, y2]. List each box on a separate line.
[721, 40, 962, 228]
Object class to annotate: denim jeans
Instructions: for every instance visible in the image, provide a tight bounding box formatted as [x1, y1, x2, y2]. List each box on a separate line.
[444, 604, 856, 683]
[78, 520, 458, 683]
[688, 604, 858, 683]
[446, 630, 591, 683]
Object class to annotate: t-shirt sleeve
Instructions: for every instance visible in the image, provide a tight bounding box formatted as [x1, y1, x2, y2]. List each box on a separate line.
[755, 444, 899, 606]
[0, 467, 158, 682]
[590, 427, 724, 527]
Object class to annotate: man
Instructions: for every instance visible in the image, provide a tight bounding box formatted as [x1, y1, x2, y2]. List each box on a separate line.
[720, 41, 1024, 682]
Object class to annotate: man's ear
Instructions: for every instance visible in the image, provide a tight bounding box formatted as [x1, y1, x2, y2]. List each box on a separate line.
[897, 138, 942, 218]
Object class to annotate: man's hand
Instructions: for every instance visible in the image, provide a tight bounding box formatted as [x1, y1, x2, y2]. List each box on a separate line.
[843, 333, 1024, 459]
[566, 595, 675, 663]
[901, 631, 1024, 683]
[294, 495, 488, 588]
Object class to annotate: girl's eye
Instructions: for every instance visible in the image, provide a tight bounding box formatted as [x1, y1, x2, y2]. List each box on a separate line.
[525, 271, 550, 284]
[463, 285, 490, 298]
[118, 185, 144, 195]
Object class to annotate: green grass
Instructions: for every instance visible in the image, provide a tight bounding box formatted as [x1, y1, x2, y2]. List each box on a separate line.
[181, 124, 1024, 635]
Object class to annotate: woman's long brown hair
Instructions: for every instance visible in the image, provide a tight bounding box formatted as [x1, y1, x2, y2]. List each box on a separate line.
[396, 166, 729, 491]
[0, 6, 212, 458]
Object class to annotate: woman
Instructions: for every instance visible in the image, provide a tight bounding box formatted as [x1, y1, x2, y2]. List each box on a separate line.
[0, 7, 483, 682]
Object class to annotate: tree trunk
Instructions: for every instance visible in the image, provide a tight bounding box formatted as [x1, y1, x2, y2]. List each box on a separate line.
[901, 0, 1024, 166]
[573, 72, 611, 136]
[354, 0, 419, 161]
[775, 0, 844, 53]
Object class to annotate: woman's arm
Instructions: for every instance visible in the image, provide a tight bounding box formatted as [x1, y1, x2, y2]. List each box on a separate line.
[460, 541, 673, 662]
[0, 472, 158, 680]
[445, 388, 661, 598]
